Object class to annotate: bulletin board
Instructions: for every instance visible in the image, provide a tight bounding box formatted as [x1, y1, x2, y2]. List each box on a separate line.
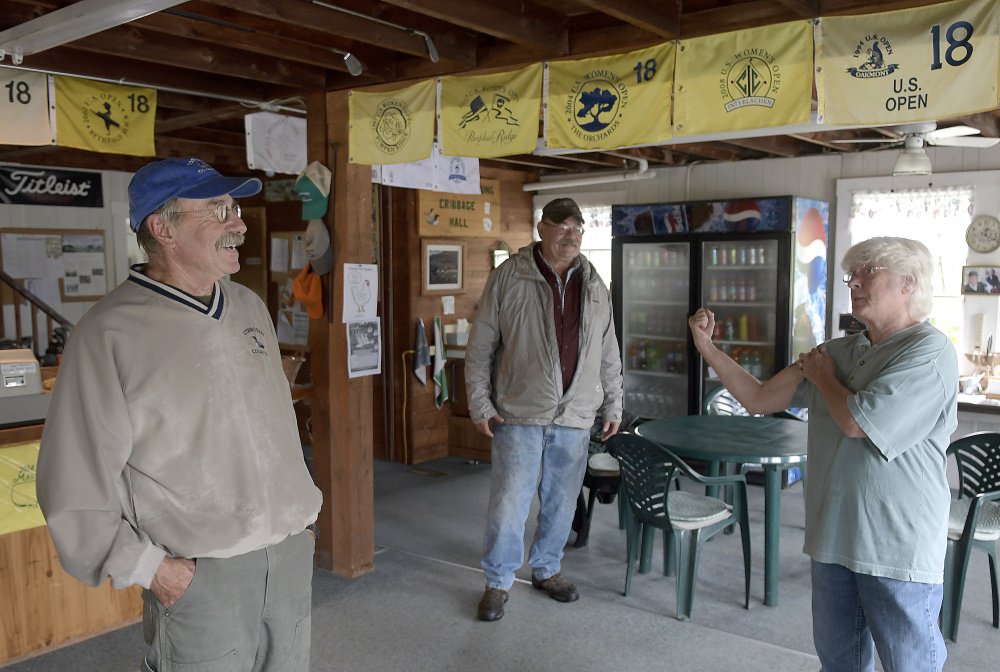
[0, 228, 108, 303]
[269, 230, 310, 349]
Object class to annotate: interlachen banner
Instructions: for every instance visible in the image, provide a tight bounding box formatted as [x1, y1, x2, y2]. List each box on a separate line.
[54, 76, 156, 156]
[349, 80, 436, 165]
[439, 63, 542, 159]
[673, 21, 813, 137]
[0, 67, 52, 146]
[545, 43, 674, 150]
[0, 165, 104, 207]
[817, 0, 999, 125]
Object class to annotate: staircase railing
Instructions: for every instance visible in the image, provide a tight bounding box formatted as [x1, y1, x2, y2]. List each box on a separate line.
[0, 268, 74, 361]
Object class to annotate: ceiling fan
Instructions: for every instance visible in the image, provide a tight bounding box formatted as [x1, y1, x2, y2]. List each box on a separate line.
[834, 122, 1000, 175]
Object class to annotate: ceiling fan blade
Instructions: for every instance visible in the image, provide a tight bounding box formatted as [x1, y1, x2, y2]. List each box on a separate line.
[926, 125, 981, 140]
[830, 138, 902, 144]
[930, 136, 1000, 148]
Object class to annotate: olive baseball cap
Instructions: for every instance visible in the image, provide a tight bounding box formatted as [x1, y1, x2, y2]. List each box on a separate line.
[541, 197, 584, 225]
[128, 158, 261, 232]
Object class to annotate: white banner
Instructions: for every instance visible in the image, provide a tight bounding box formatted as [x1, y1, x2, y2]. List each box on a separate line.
[245, 111, 307, 175]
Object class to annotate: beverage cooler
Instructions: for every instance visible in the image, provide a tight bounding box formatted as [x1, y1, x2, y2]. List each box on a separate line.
[611, 197, 828, 421]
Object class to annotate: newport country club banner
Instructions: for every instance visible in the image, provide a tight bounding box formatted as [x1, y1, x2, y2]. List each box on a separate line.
[673, 21, 813, 136]
[438, 64, 542, 159]
[0, 165, 104, 207]
[348, 79, 436, 165]
[545, 43, 674, 151]
[816, 0, 1000, 125]
[54, 76, 156, 156]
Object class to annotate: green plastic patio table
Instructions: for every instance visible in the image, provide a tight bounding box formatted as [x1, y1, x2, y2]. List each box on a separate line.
[636, 415, 808, 607]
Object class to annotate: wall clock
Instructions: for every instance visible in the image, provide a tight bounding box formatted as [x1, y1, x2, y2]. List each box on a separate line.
[966, 215, 1000, 253]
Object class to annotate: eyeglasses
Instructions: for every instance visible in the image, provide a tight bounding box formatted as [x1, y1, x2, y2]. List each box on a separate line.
[541, 220, 585, 235]
[175, 203, 241, 223]
[843, 265, 888, 285]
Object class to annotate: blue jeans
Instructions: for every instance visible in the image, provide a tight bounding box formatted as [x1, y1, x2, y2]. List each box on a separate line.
[482, 423, 590, 590]
[811, 560, 946, 672]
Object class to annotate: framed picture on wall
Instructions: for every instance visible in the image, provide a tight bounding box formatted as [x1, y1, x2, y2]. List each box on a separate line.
[961, 265, 1000, 295]
[422, 240, 464, 295]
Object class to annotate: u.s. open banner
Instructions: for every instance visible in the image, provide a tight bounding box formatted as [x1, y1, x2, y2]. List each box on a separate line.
[0, 68, 52, 146]
[349, 80, 436, 165]
[673, 21, 813, 137]
[546, 43, 674, 150]
[439, 64, 542, 159]
[817, 0, 999, 125]
[54, 76, 156, 156]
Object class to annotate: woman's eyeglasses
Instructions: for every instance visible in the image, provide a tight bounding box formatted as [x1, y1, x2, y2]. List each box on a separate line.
[843, 265, 888, 285]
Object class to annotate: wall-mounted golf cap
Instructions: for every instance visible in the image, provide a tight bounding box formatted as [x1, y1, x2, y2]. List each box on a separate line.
[128, 158, 261, 232]
[295, 161, 332, 220]
[303, 219, 334, 276]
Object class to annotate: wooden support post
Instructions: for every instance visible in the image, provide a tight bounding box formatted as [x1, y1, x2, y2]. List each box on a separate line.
[305, 89, 374, 577]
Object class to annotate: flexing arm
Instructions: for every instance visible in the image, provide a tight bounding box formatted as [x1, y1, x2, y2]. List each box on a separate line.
[689, 308, 803, 415]
[800, 346, 865, 438]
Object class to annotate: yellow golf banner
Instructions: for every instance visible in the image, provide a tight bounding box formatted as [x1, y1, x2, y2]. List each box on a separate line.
[546, 43, 673, 150]
[0, 68, 52, 146]
[439, 64, 542, 159]
[674, 21, 813, 137]
[349, 80, 436, 165]
[54, 76, 156, 156]
[816, 0, 999, 125]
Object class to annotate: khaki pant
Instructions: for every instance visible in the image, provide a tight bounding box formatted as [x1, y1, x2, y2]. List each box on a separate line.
[142, 531, 315, 672]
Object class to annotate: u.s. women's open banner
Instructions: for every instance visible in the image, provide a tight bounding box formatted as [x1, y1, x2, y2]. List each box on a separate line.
[54, 76, 156, 156]
[816, 0, 999, 125]
[673, 21, 813, 137]
[0, 68, 52, 146]
[349, 79, 436, 165]
[439, 64, 542, 159]
[545, 43, 674, 150]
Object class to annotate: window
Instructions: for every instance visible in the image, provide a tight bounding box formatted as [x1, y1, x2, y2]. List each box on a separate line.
[848, 187, 972, 343]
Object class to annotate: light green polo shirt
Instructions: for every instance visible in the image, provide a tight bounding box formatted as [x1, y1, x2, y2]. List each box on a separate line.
[790, 321, 958, 583]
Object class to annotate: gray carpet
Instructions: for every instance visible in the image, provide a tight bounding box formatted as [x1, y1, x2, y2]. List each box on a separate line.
[4, 456, 997, 671]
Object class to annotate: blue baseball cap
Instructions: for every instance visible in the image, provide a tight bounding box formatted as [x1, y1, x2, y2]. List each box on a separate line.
[128, 158, 262, 232]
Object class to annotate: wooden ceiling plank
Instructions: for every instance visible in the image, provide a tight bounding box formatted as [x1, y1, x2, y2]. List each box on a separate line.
[771, 0, 818, 17]
[376, 0, 569, 54]
[680, 1, 798, 37]
[664, 142, 747, 161]
[720, 135, 807, 157]
[571, 0, 680, 39]
[156, 105, 257, 134]
[199, 0, 477, 66]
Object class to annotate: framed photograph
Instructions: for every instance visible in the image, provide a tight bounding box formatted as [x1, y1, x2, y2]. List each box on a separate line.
[422, 240, 464, 294]
[961, 265, 1000, 295]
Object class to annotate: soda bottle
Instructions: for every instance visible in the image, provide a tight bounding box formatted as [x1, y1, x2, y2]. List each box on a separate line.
[709, 277, 719, 302]
[729, 247, 737, 265]
[757, 246, 766, 265]
[728, 274, 737, 302]
[738, 275, 747, 302]
[749, 247, 756, 265]
[747, 276, 757, 301]
[718, 276, 728, 301]
[739, 313, 749, 341]
[739, 246, 747, 265]
[710, 246, 718, 265]
[725, 317, 735, 341]
[712, 321, 723, 340]
[748, 314, 759, 341]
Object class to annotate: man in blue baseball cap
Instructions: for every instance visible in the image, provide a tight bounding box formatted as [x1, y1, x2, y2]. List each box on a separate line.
[38, 158, 322, 672]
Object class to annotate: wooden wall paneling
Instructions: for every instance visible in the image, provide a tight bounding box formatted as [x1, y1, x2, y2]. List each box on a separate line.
[312, 89, 374, 577]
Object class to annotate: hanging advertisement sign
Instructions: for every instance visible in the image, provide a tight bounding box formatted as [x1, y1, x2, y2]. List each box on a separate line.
[439, 63, 542, 158]
[545, 43, 674, 150]
[348, 80, 436, 165]
[0, 67, 52, 146]
[674, 21, 813, 136]
[816, 0, 1000, 125]
[0, 165, 103, 207]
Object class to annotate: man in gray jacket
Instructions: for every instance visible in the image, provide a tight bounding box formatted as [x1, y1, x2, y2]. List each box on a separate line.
[37, 158, 322, 671]
[466, 197, 623, 621]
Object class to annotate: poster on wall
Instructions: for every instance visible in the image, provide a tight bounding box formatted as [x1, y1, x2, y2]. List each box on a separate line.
[347, 319, 382, 378]
[61, 234, 106, 298]
[343, 264, 378, 323]
[0, 165, 103, 207]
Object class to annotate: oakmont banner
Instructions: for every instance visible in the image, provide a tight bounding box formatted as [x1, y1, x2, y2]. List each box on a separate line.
[674, 21, 813, 136]
[439, 64, 542, 159]
[545, 43, 674, 150]
[54, 76, 156, 156]
[349, 80, 436, 165]
[817, 0, 999, 125]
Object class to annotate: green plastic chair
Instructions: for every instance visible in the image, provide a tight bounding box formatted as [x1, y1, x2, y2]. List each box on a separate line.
[606, 432, 751, 621]
[941, 432, 1000, 643]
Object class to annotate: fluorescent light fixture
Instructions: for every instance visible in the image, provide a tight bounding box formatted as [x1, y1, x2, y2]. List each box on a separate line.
[0, 0, 188, 64]
[302, 0, 439, 63]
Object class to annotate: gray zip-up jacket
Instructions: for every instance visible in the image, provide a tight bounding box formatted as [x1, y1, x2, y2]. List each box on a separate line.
[465, 243, 623, 428]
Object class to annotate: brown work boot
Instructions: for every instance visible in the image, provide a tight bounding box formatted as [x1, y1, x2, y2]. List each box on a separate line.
[531, 572, 580, 602]
[477, 586, 508, 621]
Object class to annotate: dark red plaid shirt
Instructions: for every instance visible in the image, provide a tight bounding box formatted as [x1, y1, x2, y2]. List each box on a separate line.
[534, 244, 582, 393]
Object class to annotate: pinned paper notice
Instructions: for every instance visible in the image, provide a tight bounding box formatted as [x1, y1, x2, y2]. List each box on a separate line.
[442, 295, 455, 315]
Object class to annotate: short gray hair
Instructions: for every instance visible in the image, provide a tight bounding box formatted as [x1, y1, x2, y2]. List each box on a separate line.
[841, 237, 933, 322]
[136, 197, 181, 262]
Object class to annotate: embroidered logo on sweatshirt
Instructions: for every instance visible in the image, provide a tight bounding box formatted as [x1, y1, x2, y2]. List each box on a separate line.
[244, 326, 268, 356]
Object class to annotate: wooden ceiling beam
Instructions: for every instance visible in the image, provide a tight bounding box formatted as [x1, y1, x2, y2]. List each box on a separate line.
[720, 135, 809, 158]
[377, 0, 569, 54]
[680, 1, 798, 37]
[771, 0, 818, 17]
[156, 105, 259, 134]
[664, 142, 748, 161]
[572, 0, 680, 39]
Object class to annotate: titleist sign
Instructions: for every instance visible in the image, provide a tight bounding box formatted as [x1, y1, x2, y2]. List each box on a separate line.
[0, 165, 104, 208]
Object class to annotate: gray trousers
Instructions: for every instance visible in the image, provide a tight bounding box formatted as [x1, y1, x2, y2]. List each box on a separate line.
[142, 530, 315, 672]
